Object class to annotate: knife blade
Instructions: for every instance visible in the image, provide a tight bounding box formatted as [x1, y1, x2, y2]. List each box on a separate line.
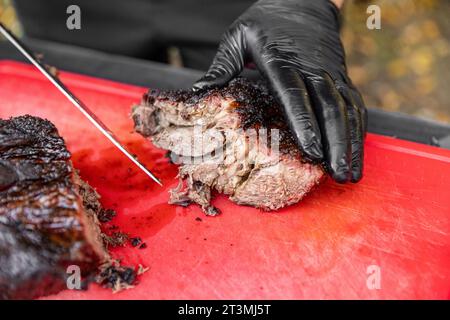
[0, 23, 162, 186]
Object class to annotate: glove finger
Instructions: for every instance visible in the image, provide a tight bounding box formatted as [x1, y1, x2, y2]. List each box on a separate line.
[255, 60, 324, 161]
[307, 74, 351, 183]
[338, 85, 365, 183]
[350, 86, 368, 136]
[193, 24, 246, 91]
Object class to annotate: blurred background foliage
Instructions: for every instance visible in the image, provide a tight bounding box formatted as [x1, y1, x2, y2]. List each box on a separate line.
[1, 0, 449, 123]
[342, 0, 450, 123]
[0, 0, 21, 36]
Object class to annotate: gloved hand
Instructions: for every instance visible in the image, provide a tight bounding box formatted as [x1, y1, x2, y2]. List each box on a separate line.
[194, 0, 367, 183]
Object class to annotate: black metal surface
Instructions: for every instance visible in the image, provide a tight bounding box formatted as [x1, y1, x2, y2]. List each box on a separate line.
[368, 108, 450, 149]
[0, 38, 203, 89]
[0, 38, 449, 149]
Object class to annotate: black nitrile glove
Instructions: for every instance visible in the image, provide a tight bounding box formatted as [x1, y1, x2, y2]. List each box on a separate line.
[194, 0, 367, 183]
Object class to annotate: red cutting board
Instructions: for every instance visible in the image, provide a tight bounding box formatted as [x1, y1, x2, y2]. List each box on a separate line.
[1, 61, 449, 300]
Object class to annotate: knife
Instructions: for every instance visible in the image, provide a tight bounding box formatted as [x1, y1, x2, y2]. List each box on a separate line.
[0, 23, 162, 186]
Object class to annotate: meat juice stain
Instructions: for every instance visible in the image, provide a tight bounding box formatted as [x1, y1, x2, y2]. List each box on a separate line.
[71, 141, 184, 252]
[127, 203, 177, 239]
[71, 144, 178, 194]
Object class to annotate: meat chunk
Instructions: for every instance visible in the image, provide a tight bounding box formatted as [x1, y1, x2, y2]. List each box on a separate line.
[0, 115, 108, 300]
[132, 78, 324, 214]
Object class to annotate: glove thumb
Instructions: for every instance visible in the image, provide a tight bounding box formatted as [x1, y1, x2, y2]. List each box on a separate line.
[193, 24, 246, 91]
